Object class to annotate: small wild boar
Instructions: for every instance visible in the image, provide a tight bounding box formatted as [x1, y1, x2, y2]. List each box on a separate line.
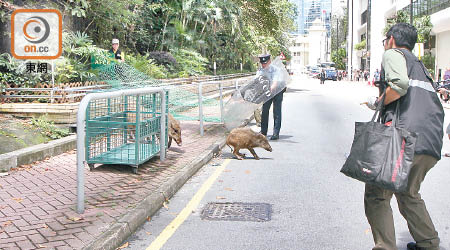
[168, 113, 182, 148]
[226, 128, 272, 160]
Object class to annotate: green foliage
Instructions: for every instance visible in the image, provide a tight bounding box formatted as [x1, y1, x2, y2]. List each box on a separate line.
[171, 48, 209, 77]
[331, 8, 348, 53]
[384, 10, 410, 35]
[422, 51, 435, 78]
[415, 15, 432, 43]
[125, 53, 168, 79]
[2, 0, 296, 82]
[0, 31, 111, 86]
[0, 53, 48, 87]
[64, 0, 89, 17]
[83, 0, 144, 48]
[383, 11, 433, 43]
[55, 31, 112, 82]
[31, 116, 70, 140]
[128, 0, 295, 73]
[331, 48, 346, 70]
[354, 40, 366, 51]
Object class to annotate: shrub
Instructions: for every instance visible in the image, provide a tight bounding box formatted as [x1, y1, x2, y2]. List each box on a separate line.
[147, 51, 178, 68]
[125, 53, 168, 79]
[170, 49, 209, 76]
[0, 53, 48, 88]
[354, 40, 366, 51]
[31, 116, 70, 140]
[422, 51, 435, 78]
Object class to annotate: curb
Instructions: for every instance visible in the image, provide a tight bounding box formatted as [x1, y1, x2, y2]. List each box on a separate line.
[83, 137, 227, 250]
[83, 115, 254, 250]
[0, 135, 76, 172]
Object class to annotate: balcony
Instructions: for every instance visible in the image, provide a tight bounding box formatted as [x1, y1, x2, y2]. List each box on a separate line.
[403, 0, 450, 18]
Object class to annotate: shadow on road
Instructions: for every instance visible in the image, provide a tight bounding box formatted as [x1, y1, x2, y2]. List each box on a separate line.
[285, 88, 311, 93]
[268, 134, 298, 144]
[220, 152, 273, 160]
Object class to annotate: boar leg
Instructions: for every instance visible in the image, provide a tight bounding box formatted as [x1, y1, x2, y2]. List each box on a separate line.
[248, 148, 260, 160]
[168, 136, 172, 148]
[233, 148, 244, 160]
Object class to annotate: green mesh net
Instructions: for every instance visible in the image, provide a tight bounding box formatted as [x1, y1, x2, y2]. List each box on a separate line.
[90, 62, 233, 123]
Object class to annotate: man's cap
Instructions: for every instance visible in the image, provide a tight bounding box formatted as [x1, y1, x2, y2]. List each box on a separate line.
[258, 54, 271, 64]
[112, 38, 120, 44]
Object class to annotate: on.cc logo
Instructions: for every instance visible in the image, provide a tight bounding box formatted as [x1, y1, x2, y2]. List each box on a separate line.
[23, 16, 51, 44]
[11, 9, 62, 60]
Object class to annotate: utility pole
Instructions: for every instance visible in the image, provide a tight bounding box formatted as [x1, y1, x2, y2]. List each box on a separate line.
[336, 16, 339, 51]
[410, 0, 413, 24]
[350, 0, 354, 80]
[367, 0, 371, 71]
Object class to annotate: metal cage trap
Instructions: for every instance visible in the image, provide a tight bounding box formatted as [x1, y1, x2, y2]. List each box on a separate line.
[85, 90, 168, 173]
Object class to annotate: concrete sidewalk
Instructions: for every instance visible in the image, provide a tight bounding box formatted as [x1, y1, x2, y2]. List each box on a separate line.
[0, 121, 228, 250]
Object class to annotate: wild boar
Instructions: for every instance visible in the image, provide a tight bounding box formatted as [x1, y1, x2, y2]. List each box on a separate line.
[168, 113, 182, 148]
[226, 127, 272, 160]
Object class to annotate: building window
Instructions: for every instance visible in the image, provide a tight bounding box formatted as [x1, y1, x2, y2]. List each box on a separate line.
[361, 10, 368, 25]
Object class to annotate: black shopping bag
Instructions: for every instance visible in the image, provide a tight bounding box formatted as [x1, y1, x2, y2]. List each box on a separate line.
[340, 96, 417, 192]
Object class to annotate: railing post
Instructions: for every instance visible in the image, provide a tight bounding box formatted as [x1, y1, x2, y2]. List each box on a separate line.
[50, 88, 55, 103]
[219, 82, 224, 122]
[51, 61, 55, 103]
[198, 82, 204, 136]
[135, 95, 140, 163]
[160, 90, 166, 161]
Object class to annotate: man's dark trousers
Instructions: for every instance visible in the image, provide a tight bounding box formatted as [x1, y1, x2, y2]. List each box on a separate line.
[260, 91, 283, 136]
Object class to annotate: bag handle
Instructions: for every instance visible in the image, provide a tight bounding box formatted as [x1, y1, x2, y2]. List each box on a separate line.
[370, 88, 401, 127]
[370, 89, 387, 122]
[392, 98, 401, 127]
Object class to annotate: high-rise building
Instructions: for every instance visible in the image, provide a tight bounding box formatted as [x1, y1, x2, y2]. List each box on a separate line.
[291, 0, 332, 36]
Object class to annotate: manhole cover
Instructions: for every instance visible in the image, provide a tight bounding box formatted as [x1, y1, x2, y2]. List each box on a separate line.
[201, 202, 272, 222]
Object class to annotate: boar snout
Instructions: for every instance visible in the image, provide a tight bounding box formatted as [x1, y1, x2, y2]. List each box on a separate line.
[262, 142, 272, 152]
[256, 134, 272, 152]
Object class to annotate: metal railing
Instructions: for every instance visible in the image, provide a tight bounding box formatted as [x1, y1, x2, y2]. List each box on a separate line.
[196, 77, 252, 136]
[1, 72, 255, 103]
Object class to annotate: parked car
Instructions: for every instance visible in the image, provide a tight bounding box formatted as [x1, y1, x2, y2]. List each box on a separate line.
[325, 69, 337, 81]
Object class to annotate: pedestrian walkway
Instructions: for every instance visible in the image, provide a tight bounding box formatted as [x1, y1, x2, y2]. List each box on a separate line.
[0, 121, 226, 249]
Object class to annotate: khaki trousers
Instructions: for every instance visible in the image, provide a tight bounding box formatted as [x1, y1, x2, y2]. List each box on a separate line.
[364, 154, 440, 250]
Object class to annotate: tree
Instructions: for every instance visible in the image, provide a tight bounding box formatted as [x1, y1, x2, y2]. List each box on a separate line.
[330, 8, 348, 52]
[331, 48, 346, 70]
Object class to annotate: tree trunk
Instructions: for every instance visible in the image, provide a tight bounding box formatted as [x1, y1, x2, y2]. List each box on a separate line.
[200, 21, 207, 36]
[160, 13, 170, 51]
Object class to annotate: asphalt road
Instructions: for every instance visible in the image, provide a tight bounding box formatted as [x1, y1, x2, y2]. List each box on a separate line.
[121, 76, 450, 250]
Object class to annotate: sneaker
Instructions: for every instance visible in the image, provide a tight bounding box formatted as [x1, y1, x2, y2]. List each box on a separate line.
[270, 135, 279, 140]
[407, 242, 426, 250]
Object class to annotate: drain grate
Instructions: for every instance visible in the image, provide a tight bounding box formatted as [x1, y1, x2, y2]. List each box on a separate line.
[200, 202, 272, 222]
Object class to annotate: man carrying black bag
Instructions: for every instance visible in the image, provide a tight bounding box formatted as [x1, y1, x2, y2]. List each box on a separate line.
[363, 23, 444, 250]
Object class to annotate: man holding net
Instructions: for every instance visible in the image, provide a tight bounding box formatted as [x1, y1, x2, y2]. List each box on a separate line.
[257, 54, 285, 140]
